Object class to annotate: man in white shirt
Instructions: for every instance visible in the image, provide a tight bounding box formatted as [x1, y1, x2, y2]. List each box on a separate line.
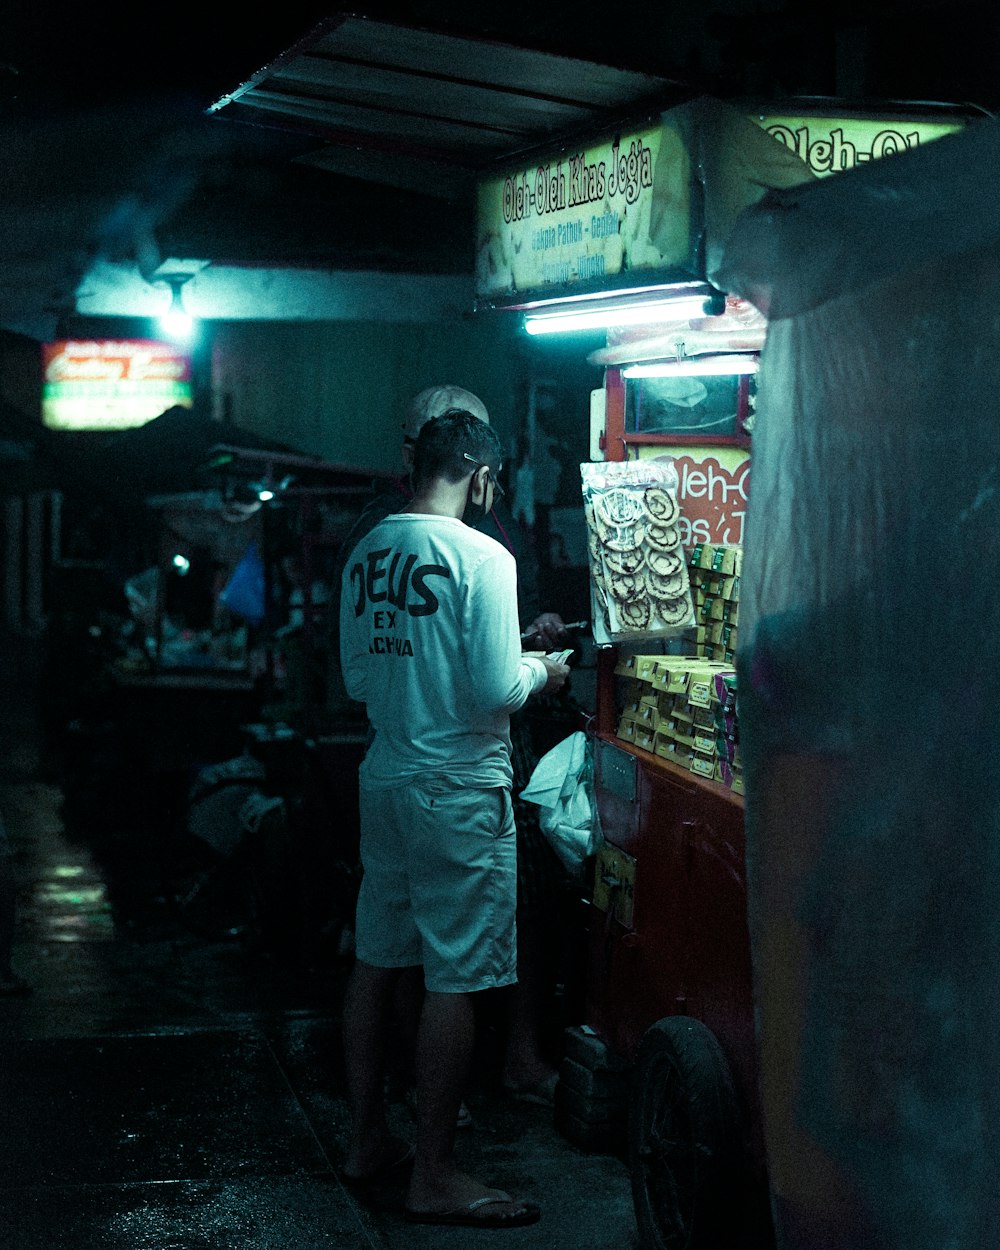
[339, 410, 568, 1228]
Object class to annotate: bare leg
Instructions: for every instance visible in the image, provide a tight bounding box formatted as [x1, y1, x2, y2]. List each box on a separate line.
[342, 958, 408, 1177]
[389, 964, 425, 1092]
[406, 989, 537, 1220]
[502, 911, 558, 1093]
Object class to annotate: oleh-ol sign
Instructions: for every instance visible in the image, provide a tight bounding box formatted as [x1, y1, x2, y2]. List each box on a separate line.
[753, 112, 963, 177]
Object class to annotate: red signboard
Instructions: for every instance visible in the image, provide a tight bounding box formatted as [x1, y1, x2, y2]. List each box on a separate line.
[639, 446, 751, 546]
[42, 339, 192, 430]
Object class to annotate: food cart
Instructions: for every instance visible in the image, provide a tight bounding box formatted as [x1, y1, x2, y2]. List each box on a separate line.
[475, 95, 974, 1250]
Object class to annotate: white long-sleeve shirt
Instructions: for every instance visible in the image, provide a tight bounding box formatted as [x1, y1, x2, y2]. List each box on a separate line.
[339, 512, 547, 788]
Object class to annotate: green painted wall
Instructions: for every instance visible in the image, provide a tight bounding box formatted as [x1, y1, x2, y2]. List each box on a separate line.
[210, 315, 525, 472]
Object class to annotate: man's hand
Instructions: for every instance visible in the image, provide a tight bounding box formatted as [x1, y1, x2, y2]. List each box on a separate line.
[538, 655, 570, 695]
[523, 612, 567, 651]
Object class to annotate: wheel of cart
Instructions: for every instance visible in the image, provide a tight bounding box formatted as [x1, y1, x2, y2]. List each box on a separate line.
[629, 1015, 747, 1250]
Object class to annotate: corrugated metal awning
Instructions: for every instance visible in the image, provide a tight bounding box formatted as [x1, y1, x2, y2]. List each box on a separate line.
[209, 14, 686, 198]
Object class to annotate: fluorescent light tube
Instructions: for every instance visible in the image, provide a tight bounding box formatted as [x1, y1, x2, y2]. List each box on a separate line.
[623, 356, 759, 378]
[524, 296, 712, 336]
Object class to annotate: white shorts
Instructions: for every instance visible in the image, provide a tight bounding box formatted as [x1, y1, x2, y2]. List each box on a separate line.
[355, 775, 517, 993]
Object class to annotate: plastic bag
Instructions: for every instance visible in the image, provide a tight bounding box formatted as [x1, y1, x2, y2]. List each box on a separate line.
[520, 731, 602, 876]
[124, 566, 160, 630]
[220, 541, 266, 626]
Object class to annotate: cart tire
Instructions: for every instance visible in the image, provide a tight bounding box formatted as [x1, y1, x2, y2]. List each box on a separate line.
[629, 1016, 743, 1250]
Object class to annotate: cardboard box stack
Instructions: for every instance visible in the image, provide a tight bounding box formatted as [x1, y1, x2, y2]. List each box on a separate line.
[686, 543, 741, 665]
[615, 652, 743, 794]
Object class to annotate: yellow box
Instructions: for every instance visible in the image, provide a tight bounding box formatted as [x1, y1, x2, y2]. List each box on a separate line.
[691, 543, 716, 570]
[688, 669, 723, 707]
[653, 732, 684, 764]
[717, 546, 740, 575]
[615, 653, 660, 680]
[688, 752, 717, 780]
[617, 678, 641, 705]
[690, 567, 726, 595]
[656, 691, 677, 720]
[637, 655, 661, 683]
[690, 705, 715, 730]
[670, 700, 694, 724]
[636, 699, 659, 730]
[692, 727, 719, 756]
[615, 653, 638, 678]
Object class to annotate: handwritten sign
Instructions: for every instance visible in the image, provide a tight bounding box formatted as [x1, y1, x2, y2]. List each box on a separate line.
[640, 445, 750, 546]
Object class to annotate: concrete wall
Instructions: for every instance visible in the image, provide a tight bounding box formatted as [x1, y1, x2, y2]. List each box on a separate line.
[209, 314, 525, 471]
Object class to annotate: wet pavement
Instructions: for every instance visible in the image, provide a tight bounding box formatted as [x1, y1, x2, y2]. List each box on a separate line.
[0, 633, 637, 1250]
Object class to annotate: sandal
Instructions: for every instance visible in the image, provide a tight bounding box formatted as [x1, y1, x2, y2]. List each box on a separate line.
[405, 1191, 541, 1228]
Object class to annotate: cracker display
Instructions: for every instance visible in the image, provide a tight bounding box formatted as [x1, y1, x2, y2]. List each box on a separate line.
[601, 522, 645, 552]
[603, 546, 645, 575]
[581, 460, 694, 641]
[655, 596, 694, 626]
[646, 522, 679, 551]
[643, 486, 680, 525]
[609, 572, 641, 601]
[619, 597, 652, 630]
[645, 547, 683, 578]
[595, 488, 646, 527]
[645, 568, 687, 600]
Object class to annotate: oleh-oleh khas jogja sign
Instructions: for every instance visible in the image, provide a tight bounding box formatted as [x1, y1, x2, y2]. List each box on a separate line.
[475, 108, 964, 302]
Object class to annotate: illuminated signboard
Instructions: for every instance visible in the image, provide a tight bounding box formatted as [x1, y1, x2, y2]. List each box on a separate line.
[476, 106, 965, 304]
[42, 339, 192, 431]
[476, 124, 681, 301]
[751, 113, 964, 178]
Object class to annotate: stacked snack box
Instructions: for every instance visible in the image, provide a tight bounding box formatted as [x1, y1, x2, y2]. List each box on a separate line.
[686, 543, 741, 665]
[614, 653, 743, 794]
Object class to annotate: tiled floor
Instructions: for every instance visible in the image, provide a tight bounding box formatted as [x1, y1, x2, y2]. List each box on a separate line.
[0, 632, 637, 1250]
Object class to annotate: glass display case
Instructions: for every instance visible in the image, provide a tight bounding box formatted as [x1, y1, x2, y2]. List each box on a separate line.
[624, 368, 755, 441]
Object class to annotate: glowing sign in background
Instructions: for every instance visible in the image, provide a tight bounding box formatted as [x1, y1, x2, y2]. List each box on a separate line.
[42, 340, 193, 431]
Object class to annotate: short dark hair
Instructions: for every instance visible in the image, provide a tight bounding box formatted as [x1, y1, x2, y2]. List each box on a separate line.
[412, 409, 503, 491]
